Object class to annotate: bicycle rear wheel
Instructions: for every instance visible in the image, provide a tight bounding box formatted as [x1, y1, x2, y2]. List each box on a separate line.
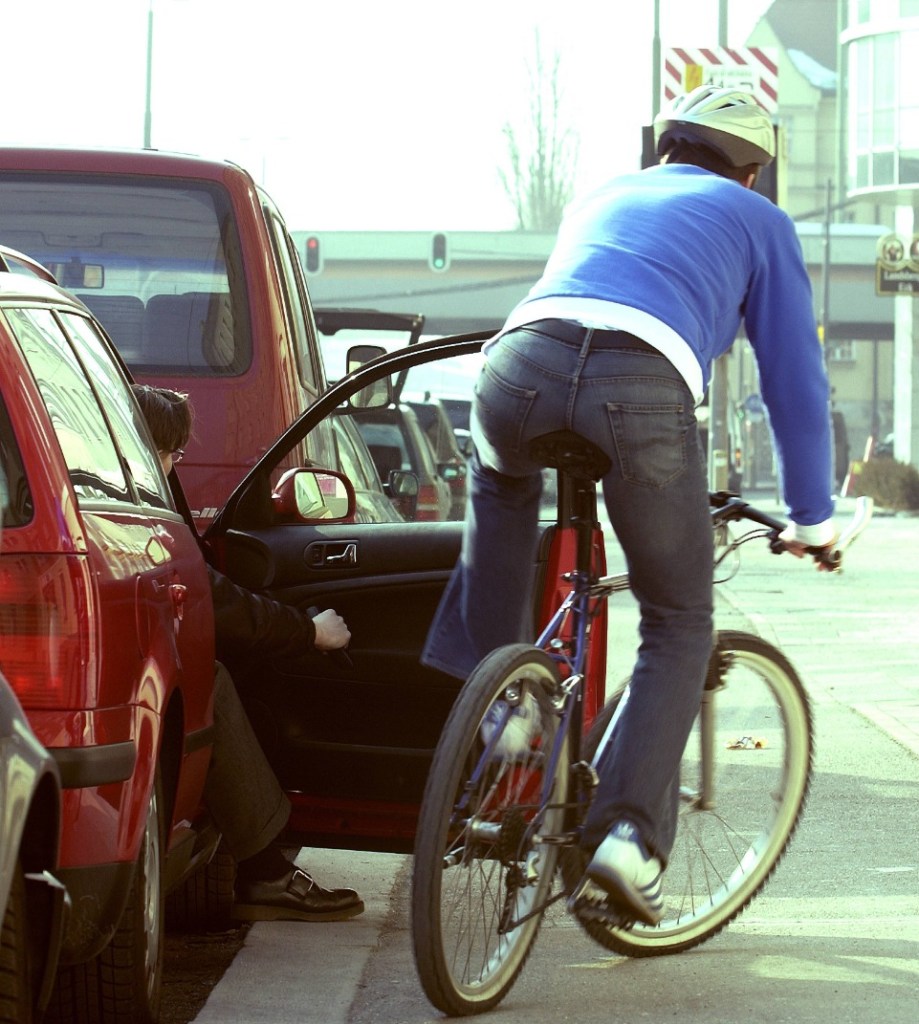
[567, 630, 813, 956]
[411, 644, 568, 1016]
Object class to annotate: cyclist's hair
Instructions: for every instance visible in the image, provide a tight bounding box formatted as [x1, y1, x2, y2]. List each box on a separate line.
[131, 383, 194, 453]
[661, 139, 760, 186]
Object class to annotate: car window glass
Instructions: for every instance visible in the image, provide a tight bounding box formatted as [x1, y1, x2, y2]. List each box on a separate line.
[409, 402, 456, 461]
[0, 174, 251, 377]
[355, 420, 411, 472]
[265, 208, 319, 394]
[333, 420, 375, 491]
[7, 307, 131, 505]
[60, 313, 172, 511]
[0, 393, 33, 526]
[404, 412, 438, 474]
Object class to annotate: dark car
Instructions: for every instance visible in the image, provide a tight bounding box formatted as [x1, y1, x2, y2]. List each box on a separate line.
[436, 395, 473, 455]
[330, 413, 404, 523]
[0, 247, 217, 1023]
[352, 403, 453, 522]
[2, 454, 68, 1024]
[0, 667, 67, 1024]
[403, 394, 468, 519]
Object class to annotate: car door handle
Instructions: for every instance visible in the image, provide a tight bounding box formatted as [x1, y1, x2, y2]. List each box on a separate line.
[305, 541, 358, 568]
[169, 583, 188, 617]
[325, 543, 357, 564]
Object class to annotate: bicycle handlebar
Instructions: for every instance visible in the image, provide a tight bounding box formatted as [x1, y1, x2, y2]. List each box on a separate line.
[709, 492, 874, 572]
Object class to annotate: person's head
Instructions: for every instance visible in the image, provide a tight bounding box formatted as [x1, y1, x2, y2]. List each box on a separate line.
[131, 384, 193, 474]
[653, 84, 775, 188]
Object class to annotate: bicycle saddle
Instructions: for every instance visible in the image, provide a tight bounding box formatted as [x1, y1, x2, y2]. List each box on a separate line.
[528, 430, 611, 482]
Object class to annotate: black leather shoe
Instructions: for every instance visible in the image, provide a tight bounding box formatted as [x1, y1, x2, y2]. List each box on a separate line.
[233, 867, 365, 922]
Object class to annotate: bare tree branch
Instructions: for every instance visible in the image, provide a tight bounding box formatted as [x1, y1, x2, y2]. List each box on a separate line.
[500, 32, 579, 231]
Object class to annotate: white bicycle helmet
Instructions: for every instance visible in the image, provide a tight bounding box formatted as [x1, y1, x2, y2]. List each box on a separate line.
[654, 84, 775, 167]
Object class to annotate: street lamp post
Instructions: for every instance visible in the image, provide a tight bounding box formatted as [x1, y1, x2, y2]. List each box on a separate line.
[144, 1, 153, 148]
[708, 0, 731, 491]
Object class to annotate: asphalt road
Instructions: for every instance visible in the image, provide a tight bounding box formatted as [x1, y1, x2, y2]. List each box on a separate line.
[178, 494, 919, 1023]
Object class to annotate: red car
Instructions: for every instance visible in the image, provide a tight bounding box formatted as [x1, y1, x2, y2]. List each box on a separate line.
[0, 248, 217, 1023]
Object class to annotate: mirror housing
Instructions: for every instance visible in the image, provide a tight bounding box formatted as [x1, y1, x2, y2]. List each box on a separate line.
[386, 469, 418, 520]
[347, 345, 391, 409]
[272, 468, 356, 522]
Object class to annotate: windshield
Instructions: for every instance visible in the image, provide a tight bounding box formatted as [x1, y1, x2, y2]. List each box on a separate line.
[0, 173, 251, 376]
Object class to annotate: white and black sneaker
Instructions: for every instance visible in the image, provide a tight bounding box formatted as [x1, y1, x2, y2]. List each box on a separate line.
[585, 820, 664, 925]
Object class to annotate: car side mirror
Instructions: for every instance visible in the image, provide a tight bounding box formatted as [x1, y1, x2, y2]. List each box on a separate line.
[272, 468, 356, 522]
[387, 469, 418, 520]
[347, 344, 391, 409]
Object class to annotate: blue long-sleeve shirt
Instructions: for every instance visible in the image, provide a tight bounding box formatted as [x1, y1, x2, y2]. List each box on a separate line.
[500, 162, 834, 535]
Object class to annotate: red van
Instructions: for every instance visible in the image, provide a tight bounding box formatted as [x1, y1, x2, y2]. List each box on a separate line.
[0, 148, 340, 527]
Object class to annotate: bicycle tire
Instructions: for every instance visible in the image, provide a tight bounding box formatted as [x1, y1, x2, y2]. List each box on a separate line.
[565, 630, 813, 956]
[411, 644, 568, 1016]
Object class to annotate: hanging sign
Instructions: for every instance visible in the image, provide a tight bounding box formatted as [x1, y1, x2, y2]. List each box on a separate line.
[876, 233, 919, 295]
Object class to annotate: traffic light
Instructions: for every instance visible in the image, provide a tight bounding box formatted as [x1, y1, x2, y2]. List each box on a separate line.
[430, 232, 449, 272]
[305, 235, 322, 274]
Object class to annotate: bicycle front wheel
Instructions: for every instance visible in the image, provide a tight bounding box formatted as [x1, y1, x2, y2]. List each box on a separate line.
[569, 630, 813, 956]
[411, 644, 568, 1016]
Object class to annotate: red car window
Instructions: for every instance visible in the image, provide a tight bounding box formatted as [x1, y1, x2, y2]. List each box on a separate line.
[8, 307, 132, 505]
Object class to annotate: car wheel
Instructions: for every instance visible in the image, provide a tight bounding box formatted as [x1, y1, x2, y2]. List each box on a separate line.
[0, 861, 33, 1024]
[165, 841, 236, 933]
[47, 769, 166, 1024]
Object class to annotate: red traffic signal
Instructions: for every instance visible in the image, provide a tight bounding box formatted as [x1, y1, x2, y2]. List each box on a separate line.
[305, 235, 322, 274]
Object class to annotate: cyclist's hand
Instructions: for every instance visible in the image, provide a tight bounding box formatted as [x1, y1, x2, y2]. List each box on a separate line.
[778, 531, 840, 571]
[312, 608, 351, 651]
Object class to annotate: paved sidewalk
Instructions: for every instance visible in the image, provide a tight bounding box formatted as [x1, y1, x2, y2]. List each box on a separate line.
[191, 849, 408, 1024]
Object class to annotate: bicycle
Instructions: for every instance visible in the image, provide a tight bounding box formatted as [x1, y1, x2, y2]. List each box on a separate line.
[410, 429, 873, 1017]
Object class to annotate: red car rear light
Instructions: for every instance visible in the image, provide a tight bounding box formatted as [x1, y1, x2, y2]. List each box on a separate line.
[415, 483, 443, 522]
[0, 553, 96, 708]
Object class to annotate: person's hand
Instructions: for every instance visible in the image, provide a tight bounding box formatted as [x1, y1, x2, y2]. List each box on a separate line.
[312, 608, 351, 650]
[778, 530, 840, 572]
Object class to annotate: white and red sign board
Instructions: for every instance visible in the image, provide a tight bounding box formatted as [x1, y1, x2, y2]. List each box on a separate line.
[663, 47, 779, 113]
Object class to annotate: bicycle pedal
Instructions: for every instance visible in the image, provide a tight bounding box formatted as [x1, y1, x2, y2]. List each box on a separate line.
[567, 879, 632, 929]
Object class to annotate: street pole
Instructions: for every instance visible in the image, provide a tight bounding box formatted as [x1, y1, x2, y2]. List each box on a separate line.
[144, 1, 153, 148]
[651, 0, 661, 120]
[709, 0, 731, 490]
[819, 177, 832, 361]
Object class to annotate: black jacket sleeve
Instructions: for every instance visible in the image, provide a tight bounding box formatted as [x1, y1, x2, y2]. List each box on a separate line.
[208, 566, 317, 663]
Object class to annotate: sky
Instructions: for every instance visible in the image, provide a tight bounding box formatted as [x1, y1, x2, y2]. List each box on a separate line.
[2, 0, 774, 231]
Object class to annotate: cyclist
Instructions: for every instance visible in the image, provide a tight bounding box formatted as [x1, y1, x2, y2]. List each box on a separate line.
[422, 84, 837, 925]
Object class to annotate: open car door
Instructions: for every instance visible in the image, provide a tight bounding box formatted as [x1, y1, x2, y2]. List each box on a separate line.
[203, 331, 607, 854]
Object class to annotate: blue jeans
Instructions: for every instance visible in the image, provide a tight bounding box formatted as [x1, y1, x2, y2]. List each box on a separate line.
[421, 320, 714, 864]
